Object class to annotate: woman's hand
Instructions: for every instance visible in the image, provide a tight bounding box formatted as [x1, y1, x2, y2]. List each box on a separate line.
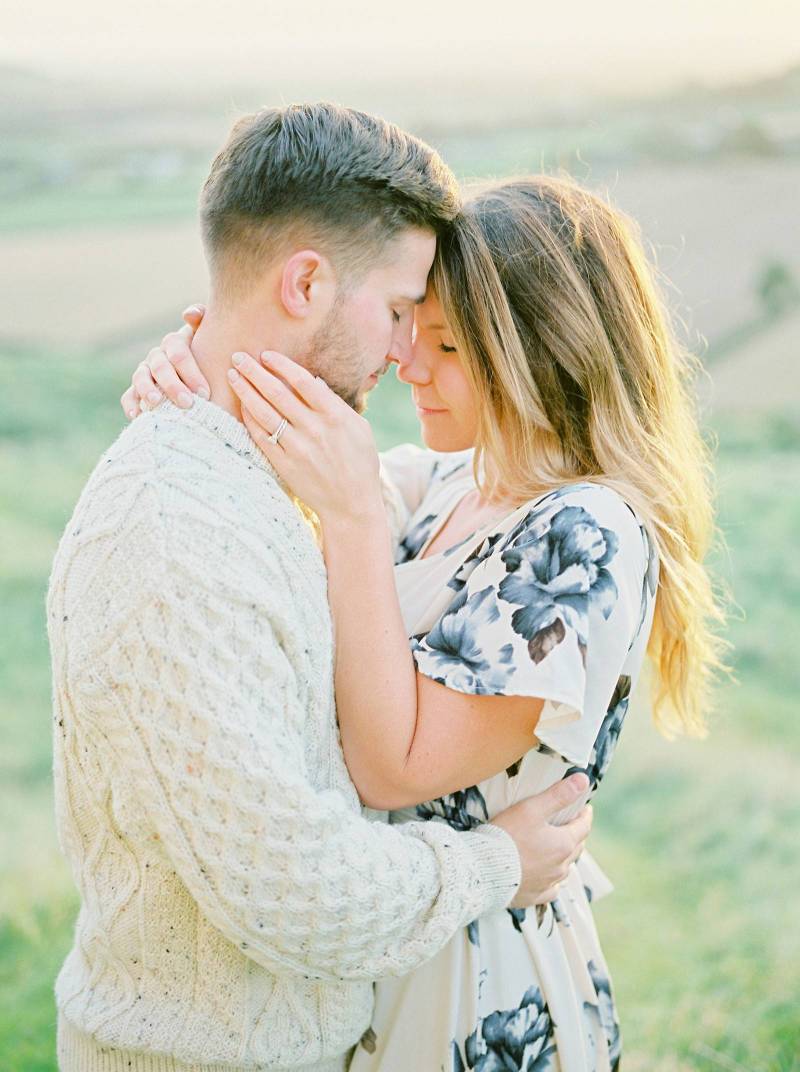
[120, 305, 210, 419]
[228, 349, 384, 523]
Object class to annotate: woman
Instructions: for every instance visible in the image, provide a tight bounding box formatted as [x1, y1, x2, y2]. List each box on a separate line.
[122, 176, 724, 1071]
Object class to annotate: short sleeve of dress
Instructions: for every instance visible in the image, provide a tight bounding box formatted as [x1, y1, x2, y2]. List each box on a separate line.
[380, 445, 474, 555]
[410, 483, 655, 768]
[378, 445, 438, 550]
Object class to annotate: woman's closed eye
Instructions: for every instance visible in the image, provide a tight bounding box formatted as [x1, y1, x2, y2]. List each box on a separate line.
[438, 342, 457, 354]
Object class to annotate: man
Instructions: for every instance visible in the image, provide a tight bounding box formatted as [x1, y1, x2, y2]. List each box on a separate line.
[49, 102, 591, 1072]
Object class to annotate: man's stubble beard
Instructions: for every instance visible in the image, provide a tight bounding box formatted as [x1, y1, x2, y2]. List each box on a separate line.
[302, 295, 370, 414]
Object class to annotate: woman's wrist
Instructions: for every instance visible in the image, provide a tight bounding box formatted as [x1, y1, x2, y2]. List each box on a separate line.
[320, 500, 394, 571]
[318, 492, 387, 533]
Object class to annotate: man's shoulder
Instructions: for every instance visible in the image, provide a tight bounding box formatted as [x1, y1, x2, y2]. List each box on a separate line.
[69, 408, 285, 531]
[50, 408, 308, 596]
[48, 409, 325, 656]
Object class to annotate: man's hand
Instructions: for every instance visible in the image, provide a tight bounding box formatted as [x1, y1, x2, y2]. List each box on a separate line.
[489, 773, 593, 907]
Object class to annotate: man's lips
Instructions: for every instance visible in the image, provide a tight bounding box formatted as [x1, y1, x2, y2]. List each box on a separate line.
[366, 363, 391, 385]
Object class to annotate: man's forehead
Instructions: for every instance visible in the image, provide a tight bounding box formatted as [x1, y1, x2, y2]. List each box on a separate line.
[383, 227, 435, 267]
[365, 227, 435, 293]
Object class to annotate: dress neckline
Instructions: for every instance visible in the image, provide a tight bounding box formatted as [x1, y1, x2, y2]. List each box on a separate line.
[414, 484, 531, 563]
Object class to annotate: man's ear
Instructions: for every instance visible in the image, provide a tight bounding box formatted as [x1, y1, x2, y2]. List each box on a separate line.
[279, 249, 335, 319]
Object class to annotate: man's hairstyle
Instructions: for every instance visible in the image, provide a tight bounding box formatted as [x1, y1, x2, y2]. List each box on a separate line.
[200, 102, 461, 293]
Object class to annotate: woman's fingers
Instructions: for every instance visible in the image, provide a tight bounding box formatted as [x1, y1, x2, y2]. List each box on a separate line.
[132, 356, 164, 409]
[260, 350, 337, 411]
[121, 385, 141, 420]
[241, 406, 287, 465]
[232, 352, 311, 428]
[227, 365, 293, 447]
[146, 344, 194, 409]
[181, 303, 206, 330]
[161, 323, 211, 400]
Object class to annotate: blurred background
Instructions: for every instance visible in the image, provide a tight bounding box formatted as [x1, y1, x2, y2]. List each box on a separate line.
[1, 2, 799, 1069]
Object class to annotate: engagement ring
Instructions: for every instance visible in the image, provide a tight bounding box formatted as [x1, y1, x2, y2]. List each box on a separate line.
[268, 418, 288, 446]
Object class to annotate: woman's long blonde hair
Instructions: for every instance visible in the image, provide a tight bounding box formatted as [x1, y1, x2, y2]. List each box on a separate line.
[432, 175, 726, 736]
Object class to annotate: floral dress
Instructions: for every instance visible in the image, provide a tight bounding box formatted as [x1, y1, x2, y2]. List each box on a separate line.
[349, 446, 659, 1072]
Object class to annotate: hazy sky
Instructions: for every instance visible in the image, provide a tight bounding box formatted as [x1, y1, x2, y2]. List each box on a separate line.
[4, 0, 800, 96]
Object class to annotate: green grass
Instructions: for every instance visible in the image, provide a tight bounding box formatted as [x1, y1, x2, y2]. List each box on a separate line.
[1, 348, 798, 1070]
[0, 182, 202, 234]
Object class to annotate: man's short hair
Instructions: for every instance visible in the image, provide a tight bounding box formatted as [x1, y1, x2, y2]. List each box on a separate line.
[200, 102, 461, 294]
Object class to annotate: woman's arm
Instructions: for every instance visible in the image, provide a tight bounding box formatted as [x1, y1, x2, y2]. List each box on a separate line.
[228, 349, 545, 811]
[323, 510, 545, 809]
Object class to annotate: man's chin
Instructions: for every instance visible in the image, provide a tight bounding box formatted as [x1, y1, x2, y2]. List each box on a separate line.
[352, 373, 382, 414]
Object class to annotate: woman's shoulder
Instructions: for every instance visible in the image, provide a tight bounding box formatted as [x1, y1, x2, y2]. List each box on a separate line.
[496, 480, 656, 608]
[516, 480, 649, 550]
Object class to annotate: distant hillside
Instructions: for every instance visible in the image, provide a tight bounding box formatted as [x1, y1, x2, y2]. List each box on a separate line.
[708, 309, 800, 414]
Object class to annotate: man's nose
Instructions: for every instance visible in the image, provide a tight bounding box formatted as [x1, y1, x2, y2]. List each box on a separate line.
[388, 330, 413, 367]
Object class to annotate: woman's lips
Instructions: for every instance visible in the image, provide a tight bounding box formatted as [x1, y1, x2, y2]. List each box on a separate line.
[415, 402, 447, 416]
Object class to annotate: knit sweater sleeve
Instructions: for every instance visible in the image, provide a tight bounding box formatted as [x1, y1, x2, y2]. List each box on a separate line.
[70, 481, 520, 984]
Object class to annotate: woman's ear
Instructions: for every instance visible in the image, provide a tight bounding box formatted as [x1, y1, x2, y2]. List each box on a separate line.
[279, 249, 336, 319]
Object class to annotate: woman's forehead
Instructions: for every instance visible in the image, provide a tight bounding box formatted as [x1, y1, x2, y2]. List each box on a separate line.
[415, 292, 447, 329]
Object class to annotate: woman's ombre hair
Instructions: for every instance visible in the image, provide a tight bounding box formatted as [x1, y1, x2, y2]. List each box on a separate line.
[432, 175, 726, 736]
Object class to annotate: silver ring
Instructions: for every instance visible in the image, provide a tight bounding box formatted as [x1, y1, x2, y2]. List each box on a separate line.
[267, 417, 288, 446]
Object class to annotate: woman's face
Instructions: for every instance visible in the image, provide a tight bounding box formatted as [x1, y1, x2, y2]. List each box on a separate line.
[394, 293, 479, 452]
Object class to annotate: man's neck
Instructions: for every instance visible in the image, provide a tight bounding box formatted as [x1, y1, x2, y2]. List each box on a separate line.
[190, 308, 290, 422]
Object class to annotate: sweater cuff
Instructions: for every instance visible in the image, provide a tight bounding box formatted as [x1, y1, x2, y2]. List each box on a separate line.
[461, 822, 522, 914]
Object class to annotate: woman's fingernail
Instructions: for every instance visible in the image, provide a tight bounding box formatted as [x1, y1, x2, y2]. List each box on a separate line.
[227, 368, 240, 384]
[147, 390, 161, 405]
[260, 351, 271, 364]
[232, 352, 246, 366]
[178, 391, 194, 409]
[127, 408, 137, 419]
[197, 386, 211, 400]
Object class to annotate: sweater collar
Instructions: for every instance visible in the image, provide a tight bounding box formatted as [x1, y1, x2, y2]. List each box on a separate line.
[153, 395, 278, 478]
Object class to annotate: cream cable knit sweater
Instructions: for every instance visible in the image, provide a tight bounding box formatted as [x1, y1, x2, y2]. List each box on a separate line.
[48, 397, 521, 1072]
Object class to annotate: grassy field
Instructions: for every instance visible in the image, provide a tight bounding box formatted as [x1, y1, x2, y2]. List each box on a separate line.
[1, 342, 798, 1071]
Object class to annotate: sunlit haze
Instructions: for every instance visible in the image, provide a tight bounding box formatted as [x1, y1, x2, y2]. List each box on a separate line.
[4, 0, 800, 101]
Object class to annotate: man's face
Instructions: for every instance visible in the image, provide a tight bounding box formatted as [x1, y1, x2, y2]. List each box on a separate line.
[303, 227, 436, 411]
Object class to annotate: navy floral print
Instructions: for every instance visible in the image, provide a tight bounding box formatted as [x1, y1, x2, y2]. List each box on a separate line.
[452, 985, 557, 1072]
[396, 512, 438, 564]
[586, 960, 621, 1072]
[447, 532, 505, 593]
[416, 783, 489, 831]
[564, 675, 632, 792]
[499, 504, 619, 665]
[411, 586, 517, 695]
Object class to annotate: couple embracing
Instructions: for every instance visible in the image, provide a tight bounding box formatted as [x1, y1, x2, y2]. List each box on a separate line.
[48, 102, 721, 1072]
